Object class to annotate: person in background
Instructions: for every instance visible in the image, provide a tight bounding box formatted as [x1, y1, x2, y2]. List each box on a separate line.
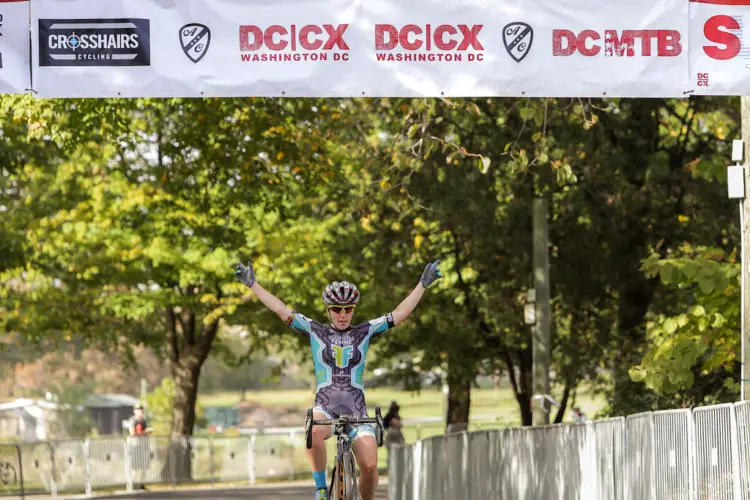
[383, 401, 405, 468]
[383, 401, 400, 429]
[128, 403, 153, 490]
[130, 403, 153, 436]
[572, 407, 588, 423]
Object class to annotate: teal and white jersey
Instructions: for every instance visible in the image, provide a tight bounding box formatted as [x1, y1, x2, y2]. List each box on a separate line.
[287, 311, 394, 417]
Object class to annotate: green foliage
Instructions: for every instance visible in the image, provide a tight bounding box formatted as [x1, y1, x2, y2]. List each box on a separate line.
[1, 92, 742, 426]
[630, 246, 740, 401]
[0, 96, 352, 434]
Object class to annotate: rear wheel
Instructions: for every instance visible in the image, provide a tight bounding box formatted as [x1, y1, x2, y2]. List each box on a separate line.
[305, 409, 313, 449]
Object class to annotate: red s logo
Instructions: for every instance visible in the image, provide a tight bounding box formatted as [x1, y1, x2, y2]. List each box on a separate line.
[703, 15, 741, 60]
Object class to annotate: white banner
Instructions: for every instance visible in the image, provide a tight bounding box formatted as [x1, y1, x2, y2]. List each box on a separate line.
[30, 0, 690, 98]
[690, 0, 750, 95]
[0, 0, 31, 94]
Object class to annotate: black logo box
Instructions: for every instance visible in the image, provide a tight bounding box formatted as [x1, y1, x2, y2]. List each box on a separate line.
[39, 18, 150, 67]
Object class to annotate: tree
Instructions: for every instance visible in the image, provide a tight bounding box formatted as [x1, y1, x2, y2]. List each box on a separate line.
[568, 97, 741, 413]
[1, 96, 360, 436]
[3, 92, 741, 436]
[330, 97, 545, 426]
[630, 245, 740, 404]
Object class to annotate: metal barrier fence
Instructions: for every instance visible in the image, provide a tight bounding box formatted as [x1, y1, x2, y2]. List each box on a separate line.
[4, 401, 750, 498]
[388, 401, 750, 500]
[0, 432, 314, 498]
[0, 422, 403, 498]
[0, 444, 24, 498]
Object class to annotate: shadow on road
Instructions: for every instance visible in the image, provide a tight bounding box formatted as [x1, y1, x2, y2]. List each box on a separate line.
[90, 481, 389, 500]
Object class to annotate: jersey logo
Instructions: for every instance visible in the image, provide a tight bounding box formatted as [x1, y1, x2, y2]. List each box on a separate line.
[332, 345, 354, 368]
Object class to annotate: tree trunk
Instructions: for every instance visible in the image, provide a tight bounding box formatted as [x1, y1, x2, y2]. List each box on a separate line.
[607, 99, 663, 415]
[162, 302, 220, 483]
[610, 258, 660, 414]
[519, 345, 533, 426]
[518, 390, 532, 426]
[445, 352, 472, 434]
[165, 304, 220, 436]
[553, 384, 571, 424]
[172, 355, 202, 436]
[502, 345, 533, 426]
[167, 355, 203, 482]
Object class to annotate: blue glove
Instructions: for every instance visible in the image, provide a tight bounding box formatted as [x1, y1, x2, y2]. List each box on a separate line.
[420, 260, 442, 288]
[234, 260, 256, 287]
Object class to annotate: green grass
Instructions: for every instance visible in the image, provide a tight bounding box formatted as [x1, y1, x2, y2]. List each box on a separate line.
[198, 385, 605, 428]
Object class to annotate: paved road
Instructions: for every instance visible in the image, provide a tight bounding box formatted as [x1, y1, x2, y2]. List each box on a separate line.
[90, 481, 389, 500]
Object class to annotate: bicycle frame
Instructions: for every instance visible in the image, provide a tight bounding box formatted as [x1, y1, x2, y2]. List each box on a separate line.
[305, 408, 384, 500]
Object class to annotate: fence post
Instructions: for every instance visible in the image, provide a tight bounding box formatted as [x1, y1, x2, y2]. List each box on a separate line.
[169, 437, 177, 487]
[623, 418, 629, 500]
[208, 437, 214, 486]
[649, 413, 656, 500]
[248, 436, 256, 485]
[688, 409, 697, 500]
[123, 437, 133, 492]
[82, 439, 92, 498]
[462, 432, 470, 500]
[412, 440, 422, 500]
[289, 431, 296, 481]
[730, 404, 742, 500]
[387, 444, 399, 500]
[584, 421, 596, 500]
[46, 442, 57, 499]
[15, 444, 25, 500]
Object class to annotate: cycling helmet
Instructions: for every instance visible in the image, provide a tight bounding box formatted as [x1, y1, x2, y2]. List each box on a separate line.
[322, 281, 360, 306]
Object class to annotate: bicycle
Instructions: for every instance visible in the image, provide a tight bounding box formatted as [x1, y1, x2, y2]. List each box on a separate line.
[305, 407, 385, 500]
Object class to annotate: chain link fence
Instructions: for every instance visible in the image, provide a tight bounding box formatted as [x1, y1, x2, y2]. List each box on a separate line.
[388, 401, 750, 500]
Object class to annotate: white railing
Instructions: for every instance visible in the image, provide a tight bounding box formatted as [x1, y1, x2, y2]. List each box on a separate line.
[388, 400, 750, 500]
[0, 432, 311, 498]
[3, 401, 749, 499]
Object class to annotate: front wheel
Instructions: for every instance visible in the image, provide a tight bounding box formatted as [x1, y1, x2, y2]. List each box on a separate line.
[342, 451, 357, 500]
[375, 407, 384, 447]
[330, 457, 343, 500]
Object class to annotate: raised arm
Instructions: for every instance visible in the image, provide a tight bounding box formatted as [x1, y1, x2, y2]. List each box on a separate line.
[235, 260, 293, 323]
[391, 260, 442, 326]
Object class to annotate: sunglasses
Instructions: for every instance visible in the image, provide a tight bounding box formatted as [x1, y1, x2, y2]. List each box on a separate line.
[328, 305, 355, 314]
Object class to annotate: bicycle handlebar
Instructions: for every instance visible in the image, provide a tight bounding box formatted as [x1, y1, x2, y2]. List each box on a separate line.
[305, 408, 385, 450]
[312, 417, 380, 425]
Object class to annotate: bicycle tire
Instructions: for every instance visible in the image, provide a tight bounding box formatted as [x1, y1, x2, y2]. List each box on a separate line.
[305, 409, 313, 450]
[375, 407, 384, 447]
[331, 457, 342, 500]
[342, 451, 357, 500]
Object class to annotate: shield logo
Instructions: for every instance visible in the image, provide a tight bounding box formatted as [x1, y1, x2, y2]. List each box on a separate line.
[179, 23, 211, 63]
[503, 22, 533, 62]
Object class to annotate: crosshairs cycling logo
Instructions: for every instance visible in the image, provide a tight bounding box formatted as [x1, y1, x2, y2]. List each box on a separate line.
[179, 23, 211, 63]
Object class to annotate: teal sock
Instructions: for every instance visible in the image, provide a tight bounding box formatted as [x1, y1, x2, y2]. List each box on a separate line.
[313, 470, 327, 490]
